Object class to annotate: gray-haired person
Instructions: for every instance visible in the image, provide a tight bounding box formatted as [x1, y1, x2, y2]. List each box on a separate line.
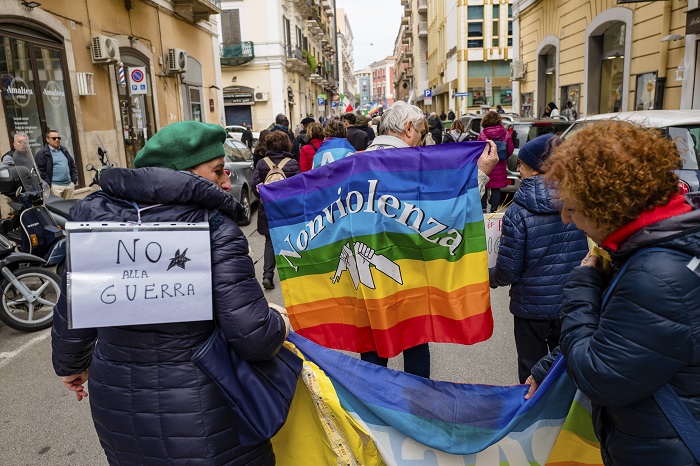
[2, 132, 30, 166]
[361, 101, 498, 378]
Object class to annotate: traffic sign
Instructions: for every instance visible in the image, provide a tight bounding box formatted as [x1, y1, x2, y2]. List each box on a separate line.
[485, 77, 493, 98]
[317, 97, 326, 106]
[423, 89, 432, 98]
[454, 92, 470, 97]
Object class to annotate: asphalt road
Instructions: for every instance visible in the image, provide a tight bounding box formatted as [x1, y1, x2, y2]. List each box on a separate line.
[0, 206, 517, 465]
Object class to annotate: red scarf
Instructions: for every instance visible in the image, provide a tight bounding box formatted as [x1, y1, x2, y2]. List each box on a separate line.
[601, 194, 692, 252]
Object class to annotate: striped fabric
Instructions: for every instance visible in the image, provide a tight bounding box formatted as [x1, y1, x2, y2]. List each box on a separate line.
[274, 333, 604, 466]
[259, 142, 494, 357]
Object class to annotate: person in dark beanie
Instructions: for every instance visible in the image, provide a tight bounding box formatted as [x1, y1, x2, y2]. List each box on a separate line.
[291, 116, 315, 161]
[52, 120, 291, 465]
[341, 113, 369, 151]
[252, 131, 301, 290]
[490, 133, 588, 383]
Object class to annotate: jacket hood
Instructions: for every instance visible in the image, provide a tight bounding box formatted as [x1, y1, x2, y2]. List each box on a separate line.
[273, 123, 290, 133]
[616, 192, 700, 257]
[87, 167, 243, 221]
[481, 125, 507, 140]
[513, 176, 558, 214]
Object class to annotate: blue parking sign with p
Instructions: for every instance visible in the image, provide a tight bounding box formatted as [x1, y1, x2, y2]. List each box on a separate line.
[424, 89, 432, 98]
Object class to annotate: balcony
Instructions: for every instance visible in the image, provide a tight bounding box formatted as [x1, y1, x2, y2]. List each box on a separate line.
[220, 41, 254, 66]
[321, 0, 333, 16]
[401, 0, 409, 4]
[405, 25, 412, 37]
[417, 0, 427, 14]
[418, 22, 428, 37]
[306, 19, 322, 37]
[173, 0, 221, 23]
[402, 15, 409, 25]
[405, 49, 413, 57]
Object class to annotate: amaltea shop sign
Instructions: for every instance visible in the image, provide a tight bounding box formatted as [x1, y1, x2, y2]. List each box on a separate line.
[43, 81, 65, 107]
[6, 77, 34, 108]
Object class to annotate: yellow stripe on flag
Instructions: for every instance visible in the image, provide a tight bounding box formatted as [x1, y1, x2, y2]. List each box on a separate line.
[282, 251, 488, 304]
[271, 342, 384, 465]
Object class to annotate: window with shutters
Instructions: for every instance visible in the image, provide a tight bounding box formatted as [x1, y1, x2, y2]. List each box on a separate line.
[221, 10, 241, 46]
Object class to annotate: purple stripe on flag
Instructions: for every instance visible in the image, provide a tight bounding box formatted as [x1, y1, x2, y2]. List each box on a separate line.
[259, 141, 486, 202]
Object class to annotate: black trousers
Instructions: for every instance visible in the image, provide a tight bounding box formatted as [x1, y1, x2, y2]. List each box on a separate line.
[513, 316, 561, 383]
[263, 234, 276, 280]
[481, 188, 502, 213]
[360, 343, 430, 378]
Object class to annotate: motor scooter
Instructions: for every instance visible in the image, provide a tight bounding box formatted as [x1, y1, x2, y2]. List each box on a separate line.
[0, 232, 60, 331]
[0, 150, 66, 274]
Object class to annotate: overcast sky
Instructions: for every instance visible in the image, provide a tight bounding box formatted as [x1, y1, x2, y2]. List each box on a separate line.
[336, 0, 403, 71]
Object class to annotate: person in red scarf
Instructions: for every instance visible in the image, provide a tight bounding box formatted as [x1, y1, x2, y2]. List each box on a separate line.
[525, 121, 700, 465]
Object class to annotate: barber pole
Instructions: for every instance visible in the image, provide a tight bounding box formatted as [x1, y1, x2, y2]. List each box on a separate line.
[118, 62, 126, 87]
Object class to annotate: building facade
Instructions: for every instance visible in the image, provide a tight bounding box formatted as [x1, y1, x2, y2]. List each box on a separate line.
[336, 8, 356, 106]
[513, 0, 697, 118]
[413, 0, 513, 116]
[0, 0, 222, 195]
[369, 56, 395, 108]
[355, 67, 372, 110]
[218, 0, 338, 131]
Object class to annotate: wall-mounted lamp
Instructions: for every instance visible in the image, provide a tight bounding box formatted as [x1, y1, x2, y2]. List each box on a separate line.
[209, 85, 220, 90]
[606, 51, 624, 60]
[661, 34, 684, 42]
[20, 1, 41, 11]
[545, 67, 555, 75]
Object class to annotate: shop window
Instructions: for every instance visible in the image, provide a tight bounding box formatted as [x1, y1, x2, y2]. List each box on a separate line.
[585, 8, 632, 115]
[521, 92, 534, 117]
[560, 84, 580, 120]
[0, 26, 80, 182]
[536, 36, 559, 118]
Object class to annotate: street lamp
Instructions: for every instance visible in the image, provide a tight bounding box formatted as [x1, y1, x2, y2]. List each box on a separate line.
[20, 1, 41, 11]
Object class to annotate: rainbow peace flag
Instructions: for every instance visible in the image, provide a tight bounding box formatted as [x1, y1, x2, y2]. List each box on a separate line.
[259, 142, 493, 357]
[272, 333, 604, 466]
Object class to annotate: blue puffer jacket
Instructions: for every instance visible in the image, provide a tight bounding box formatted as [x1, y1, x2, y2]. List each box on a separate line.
[489, 175, 588, 319]
[52, 167, 286, 466]
[558, 195, 700, 466]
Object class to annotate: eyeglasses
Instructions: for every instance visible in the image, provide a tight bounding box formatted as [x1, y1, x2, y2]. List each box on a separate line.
[420, 131, 428, 143]
[49, 136, 61, 141]
[224, 169, 231, 176]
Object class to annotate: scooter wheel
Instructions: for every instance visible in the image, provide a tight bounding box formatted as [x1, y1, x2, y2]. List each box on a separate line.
[0, 267, 60, 332]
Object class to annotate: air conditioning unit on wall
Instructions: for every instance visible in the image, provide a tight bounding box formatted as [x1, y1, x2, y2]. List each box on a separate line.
[254, 91, 269, 102]
[91, 35, 120, 63]
[510, 60, 527, 81]
[168, 48, 188, 73]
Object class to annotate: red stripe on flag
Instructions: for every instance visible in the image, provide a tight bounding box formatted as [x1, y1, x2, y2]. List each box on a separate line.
[294, 309, 493, 358]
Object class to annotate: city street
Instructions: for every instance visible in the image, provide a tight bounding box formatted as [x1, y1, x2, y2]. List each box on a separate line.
[0, 206, 517, 466]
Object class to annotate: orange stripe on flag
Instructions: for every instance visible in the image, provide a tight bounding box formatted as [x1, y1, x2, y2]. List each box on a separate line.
[287, 280, 491, 331]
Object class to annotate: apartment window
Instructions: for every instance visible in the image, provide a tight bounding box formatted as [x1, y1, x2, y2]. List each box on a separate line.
[468, 22, 483, 48]
[221, 10, 242, 46]
[283, 16, 291, 55]
[296, 26, 302, 49]
[508, 20, 513, 47]
[492, 4, 499, 46]
[468, 6, 483, 20]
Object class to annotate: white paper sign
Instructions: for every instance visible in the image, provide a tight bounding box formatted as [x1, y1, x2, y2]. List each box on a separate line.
[484, 212, 504, 268]
[67, 222, 212, 329]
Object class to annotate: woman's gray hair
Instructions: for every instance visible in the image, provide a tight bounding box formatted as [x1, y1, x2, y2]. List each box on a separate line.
[378, 101, 425, 136]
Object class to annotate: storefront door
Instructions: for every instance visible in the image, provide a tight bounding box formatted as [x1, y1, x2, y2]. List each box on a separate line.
[115, 50, 155, 167]
[0, 26, 80, 179]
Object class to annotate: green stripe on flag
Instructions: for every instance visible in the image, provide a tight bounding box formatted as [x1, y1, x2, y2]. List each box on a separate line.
[275, 220, 486, 280]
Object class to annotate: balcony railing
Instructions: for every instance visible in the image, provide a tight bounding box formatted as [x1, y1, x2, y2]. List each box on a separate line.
[220, 41, 255, 66]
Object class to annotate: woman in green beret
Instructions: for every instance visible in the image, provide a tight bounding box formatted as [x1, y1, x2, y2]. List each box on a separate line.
[52, 121, 291, 465]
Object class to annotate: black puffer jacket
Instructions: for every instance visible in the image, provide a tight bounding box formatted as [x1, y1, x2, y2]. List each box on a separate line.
[559, 193, 700, 465]
[253, 150, 301, 236]
[52, 168, 286, 466]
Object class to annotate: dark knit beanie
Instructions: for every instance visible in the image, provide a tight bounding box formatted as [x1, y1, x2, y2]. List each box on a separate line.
[301, 117, 315, 126]
[134, 121, 226, 170]
[517, 133, 562, 172]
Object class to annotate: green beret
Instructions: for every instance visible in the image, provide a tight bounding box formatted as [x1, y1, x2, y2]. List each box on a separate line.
[134, 121, 227, 170]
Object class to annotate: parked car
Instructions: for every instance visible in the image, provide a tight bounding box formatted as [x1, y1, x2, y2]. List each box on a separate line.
[459, 113, 515, 140]
[504, 118, 573, 196]
[561, 110, 700, 193]
[225, 125, 260, 148]
[224, 139, 258, 226]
